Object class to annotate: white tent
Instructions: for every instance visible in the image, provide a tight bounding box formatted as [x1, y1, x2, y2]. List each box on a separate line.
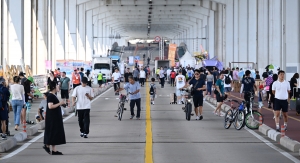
[179, 51, 196, 68]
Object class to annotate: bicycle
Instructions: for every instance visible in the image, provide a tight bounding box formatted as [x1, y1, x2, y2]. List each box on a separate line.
[180, 88, 194, 121]
[117, 94, 127, 121]
[244, 91, 264, 130]
[224, 100, 246, 130]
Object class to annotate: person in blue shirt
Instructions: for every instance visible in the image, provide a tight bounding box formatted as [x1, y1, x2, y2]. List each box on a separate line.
[184, 69, 206, 120]
[118, 76, 141, 120]
[241, 70, 257, 112]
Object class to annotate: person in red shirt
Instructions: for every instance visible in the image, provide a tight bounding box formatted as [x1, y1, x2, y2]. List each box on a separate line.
[170, 68, 177, 87]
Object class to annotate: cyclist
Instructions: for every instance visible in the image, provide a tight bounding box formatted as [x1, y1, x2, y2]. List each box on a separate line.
[241, 70, 256, 113]
[117, 76, 141, 120]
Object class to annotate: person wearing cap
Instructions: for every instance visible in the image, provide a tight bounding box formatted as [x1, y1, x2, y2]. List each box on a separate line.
[72, 77, 94, 138]
[19, 72, 27, 85]
[11, 76, 25, 131]
[0, 77, 10, 140]
[72, 69, 81, 89]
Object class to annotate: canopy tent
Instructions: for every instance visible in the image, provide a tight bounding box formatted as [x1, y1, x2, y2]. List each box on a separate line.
[179, 51, 196, 68]
[202, 58, 223, 70]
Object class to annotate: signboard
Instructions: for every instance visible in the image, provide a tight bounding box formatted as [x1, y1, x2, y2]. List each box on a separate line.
[154, 36, 161, 42]
[134, 56, 140, 60]
[129, 56, 134, 66]
[168, 44, 177, 67]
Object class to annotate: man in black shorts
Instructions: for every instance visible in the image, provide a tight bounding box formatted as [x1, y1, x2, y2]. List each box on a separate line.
[184, 69, 206, 120]
[241, 70, 256, 113]
[60, 72, 70, 106]
[272, 70, 290, 131]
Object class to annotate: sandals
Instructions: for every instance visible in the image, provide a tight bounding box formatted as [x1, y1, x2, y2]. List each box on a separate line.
[43, 145, 51, 155]
[52, 151, 63, 155]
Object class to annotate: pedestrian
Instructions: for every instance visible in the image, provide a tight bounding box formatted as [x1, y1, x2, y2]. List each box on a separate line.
[0, 78, 10, 139]
[213, 73, 225, 116]
[149, 78, 156, 105]
[159, 67, 165, 88]
[269, 74, 279, 119]
[241, 70, 256, 113]
[223, 70, 233, 101]
[23, 76, 37, 124]
[60, 72, 70, 106]
[47, 71, 58, 91]
[10, 76, 25, 131]
[118, 76, 141, 120]
[258, 85, 264, 114]
[72, 77, 94, 138]
[85, 70, 92, 87]
[79, 68, 85, 82]
[170, 68, 176, 87]
[175, 70, 186, 105]
[133, 67, 140, 82]
[289, 73, 299, 99]
[36, 92, 48, 123]
[97, 71, 103, 87]
[43, 81, 66, 155]
[72, 69, 81, 89]
[206, 71, 214, 95]
[272, 70, 290, 132]
[139, 67, 146, 86]
[184, 69, 206, 120]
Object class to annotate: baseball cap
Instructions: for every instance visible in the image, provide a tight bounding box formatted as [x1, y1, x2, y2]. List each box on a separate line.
[259, 85, 264, 89]
[82, 77, 88, 84]
[19, 72, 25, 76]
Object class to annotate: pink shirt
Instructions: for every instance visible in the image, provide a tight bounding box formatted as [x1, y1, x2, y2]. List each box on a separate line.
[233, 70, 239, 80]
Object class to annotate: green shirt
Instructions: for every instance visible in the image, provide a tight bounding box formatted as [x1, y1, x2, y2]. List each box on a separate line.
[216, 79, 224, 95]
[60, 77, 70, 90]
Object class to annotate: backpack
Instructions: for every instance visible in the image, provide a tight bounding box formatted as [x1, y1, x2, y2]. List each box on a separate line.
[0, 85, 9, 109]
[225, 75, 231, 84]
[149, 84, 155, 95]
[171, 72, 176, 78]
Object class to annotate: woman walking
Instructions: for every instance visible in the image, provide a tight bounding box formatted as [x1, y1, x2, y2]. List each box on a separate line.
[43, 81, 66, 155]
[10, 76, 25, 131]
[85, 70, 92, 87]
[206, 71, 214, 95]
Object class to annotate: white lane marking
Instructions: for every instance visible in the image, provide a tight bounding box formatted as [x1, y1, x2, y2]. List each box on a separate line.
[1, 87, 113, 160]
[204, 101, 300, 163]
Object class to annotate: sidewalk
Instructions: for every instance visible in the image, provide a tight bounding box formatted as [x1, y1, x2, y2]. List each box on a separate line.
[209, 90, 300, 142]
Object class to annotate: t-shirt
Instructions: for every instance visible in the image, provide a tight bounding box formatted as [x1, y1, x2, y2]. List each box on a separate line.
[290, 77, 297, 90]
[149, 83, 156, 95]
[133, 69, 139, 78]
[124, 82, 141, 100]
[139, 70, 146, 78]
[233, 70, 239, 80]
[72, 85, 94, 110]
[272, 80, 290, 100]
[223, 74, 232, 88]
[216, 79, 224, 95]
[124, 72, 132, 82]
[23, 81, 31, 102]
[60, 77, 70, 90]
[112, 72, 121, 83]
[20, 77, 27, 85]
[242, 77, 255, 92]
[10, 84, 25, 101]
[175, 75, 186, 89]
[200, 73, 206, 81]
[189, 78, 205, 96]
[206, 75, 214, 82]
[187, 70, 194, 78]
[170, 71, 176, 78]
[159, 70, 165, 78]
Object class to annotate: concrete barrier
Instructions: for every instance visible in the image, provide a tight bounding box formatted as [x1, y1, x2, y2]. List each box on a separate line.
[26, 125, 39, 136]
[280, 136, 300, 152]
[37, 120, 45, 130]
[223, 105, 231, 112]
[267, 129, 281, 142]
[14, 132, 28, 142]
[259, 124, 273, 136]
[0, 137, 17, 152]
[212, 99, 217, 106]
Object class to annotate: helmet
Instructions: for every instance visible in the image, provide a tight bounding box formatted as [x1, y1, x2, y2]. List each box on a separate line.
[27, 76, 34, 83]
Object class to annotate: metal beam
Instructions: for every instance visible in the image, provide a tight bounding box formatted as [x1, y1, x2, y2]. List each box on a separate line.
[103, 18, 196, 26]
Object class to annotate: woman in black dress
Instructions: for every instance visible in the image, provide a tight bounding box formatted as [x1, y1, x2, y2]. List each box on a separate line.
[47, 71, 58, 91]
[290, 73, 299, 99]
[43, 81, 66, 155]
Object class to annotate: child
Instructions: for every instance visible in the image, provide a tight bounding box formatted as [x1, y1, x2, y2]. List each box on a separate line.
[258, 85, 264, 113]
[35, 92, 48, 123]
[149, 78, 156, 105]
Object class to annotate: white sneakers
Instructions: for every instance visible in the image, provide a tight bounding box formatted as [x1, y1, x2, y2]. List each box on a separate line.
[196, 116, 199, 120]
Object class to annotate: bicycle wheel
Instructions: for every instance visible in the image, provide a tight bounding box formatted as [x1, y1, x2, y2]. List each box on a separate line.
[118, 104, 124, 121]
[186, 103, 192, 121]
[224, 109, 233, 129]
[233, 110, 245, 130]
[245, 110, 263, 130]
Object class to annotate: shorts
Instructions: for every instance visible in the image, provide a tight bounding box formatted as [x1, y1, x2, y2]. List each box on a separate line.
[61, 89, 69, 99]
[98, 80, 103, 85]
[193, 95, 203, 107]
[216, 93, 224, 102]
[176, 89, 184, 96]
[0, 107, 8, 121]
[224, 87, 232, 93]
[274, 99, 288, 112]
[150, 94, 155, 99]
[258, 101, 263, 109]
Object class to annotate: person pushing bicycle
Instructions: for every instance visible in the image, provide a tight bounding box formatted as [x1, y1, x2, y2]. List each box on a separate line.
[241, 70, 257, 113]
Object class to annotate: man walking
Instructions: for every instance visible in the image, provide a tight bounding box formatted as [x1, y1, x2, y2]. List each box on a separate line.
[241, 70, 256, 113]
[60, 72, 70, 106]
[272, 70, 290, 132]
[72, 77, 94, 138]
[159, 67, 165, 88]
[133, 67, 139, 82]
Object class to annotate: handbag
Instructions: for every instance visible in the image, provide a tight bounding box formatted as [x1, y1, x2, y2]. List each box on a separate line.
[191, 80, 199, 96]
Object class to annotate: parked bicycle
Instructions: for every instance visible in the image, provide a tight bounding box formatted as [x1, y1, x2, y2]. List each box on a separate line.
[224, 100, 246, 130]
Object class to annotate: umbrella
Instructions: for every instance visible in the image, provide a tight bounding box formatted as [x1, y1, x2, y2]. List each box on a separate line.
[238, 70, 245, 78]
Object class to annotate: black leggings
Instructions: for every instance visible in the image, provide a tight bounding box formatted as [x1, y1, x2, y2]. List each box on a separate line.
[170, 78, 175, 86]
[114, 82, 120, 91]
[139, 78, 145, 86]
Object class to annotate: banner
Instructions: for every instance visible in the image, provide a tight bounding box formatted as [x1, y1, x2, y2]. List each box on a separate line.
[169, 44, 177, 67]
[45, 60, 52, 70]
[129, 56, 134, 66]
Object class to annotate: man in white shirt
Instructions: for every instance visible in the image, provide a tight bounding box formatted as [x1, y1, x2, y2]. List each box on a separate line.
[167, 68, 172, 82]
[272, 70, 290, 132]
[72, 77, 94, 138]
[139, 67, 146, 87]
[175, 70, 186, 104]
[159, 67, 165, 88]
[112, 68, 122, 95]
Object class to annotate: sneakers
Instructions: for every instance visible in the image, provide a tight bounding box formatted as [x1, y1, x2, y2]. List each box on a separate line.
[199, 115, 203, 120]
[196, 116, 199, 120]
[1, 134, 7, 140]
[80, 133, 84, 137]
[276, 127, 280, 132]
[83, 134, 88, 138]
[130, 115, 135, 119]
[52, 151, 63, 155]
[152, 101, 154, 105]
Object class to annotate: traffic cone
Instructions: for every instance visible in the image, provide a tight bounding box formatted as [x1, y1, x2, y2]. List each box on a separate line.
[259, 116, 263, 126]
[281, 125, 285, 137]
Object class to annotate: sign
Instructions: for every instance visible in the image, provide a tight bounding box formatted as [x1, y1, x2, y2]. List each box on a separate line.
[154, 36, 161, 42]
[168, 44, 177, 67]
[134, 56, 140, 60]
[129, 56, 134, 66]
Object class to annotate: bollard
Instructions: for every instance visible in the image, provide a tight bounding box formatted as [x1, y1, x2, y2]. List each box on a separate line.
[259, 116, 263, 126]
[23, 121, 26, 133]
[281, 125, 285, 137]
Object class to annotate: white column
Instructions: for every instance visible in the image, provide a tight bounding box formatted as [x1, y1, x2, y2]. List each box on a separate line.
[54, 0, 65, 60]
[238, 0, 248, 63]
[202, 18, 208, 51]
[225, 0, 234, 67]
[257, 0, 269, 72]
[77, 3, 85, 60]
[86, 10, 93, 61]
[216, 4, 223, 62]
[97, 19, 103, 54]
[233, 0, 239, 65]
[248, 0, 257, 69]
[208, 10, 215, 57]
[67, 0, 77, 60]
[37, 0, 48, 74]
[23, 0, 31, 67]
[2, 0, 9, 66]
[31, 0, 38, 75]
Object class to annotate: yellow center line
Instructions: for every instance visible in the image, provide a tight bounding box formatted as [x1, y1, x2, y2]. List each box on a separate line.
[230, 94, 300, 123]
[145, 82, 153, 163]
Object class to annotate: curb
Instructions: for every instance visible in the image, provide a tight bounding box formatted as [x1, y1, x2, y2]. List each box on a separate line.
[0, 137, 17, 152]
[26, 125, 39, 136]
[36, 120, 45, 130]
[14, 132, 28, 142]
[280, 136, 300, 152]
